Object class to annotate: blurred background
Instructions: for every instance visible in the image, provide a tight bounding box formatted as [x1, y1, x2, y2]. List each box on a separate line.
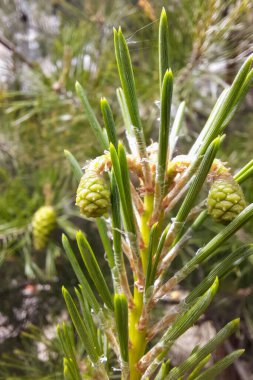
[0, 0, 253, 378]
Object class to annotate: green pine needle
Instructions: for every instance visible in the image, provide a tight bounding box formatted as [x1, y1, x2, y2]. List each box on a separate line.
[75, 81, 108, 150]
[114, 293, 129, 363]
[76, 231, 114, 310]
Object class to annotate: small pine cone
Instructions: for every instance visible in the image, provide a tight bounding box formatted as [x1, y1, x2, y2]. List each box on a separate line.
[207, 175, 246, 223]
[32, 206, 57, 250]
[76, 169, 110, 218]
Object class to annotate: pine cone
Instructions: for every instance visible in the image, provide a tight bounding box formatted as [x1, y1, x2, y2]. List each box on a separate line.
[32, 206, 57, 250]
[76, 170, 110, 218]
[207, 175, 246, 223]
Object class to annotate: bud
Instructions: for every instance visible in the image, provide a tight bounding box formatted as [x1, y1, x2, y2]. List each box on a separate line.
[76, 170, 110, 218]
[32, 206, 57, 250]
[207, 175, 246, 223]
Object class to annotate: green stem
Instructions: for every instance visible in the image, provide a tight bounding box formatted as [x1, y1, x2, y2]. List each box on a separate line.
[129, 193, 153, 380]
[141, 194, 154, 273]
[129, 288, 146, 380]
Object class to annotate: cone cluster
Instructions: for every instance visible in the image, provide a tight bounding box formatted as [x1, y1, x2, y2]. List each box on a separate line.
[207, 175, 246, 223]
[76, 169, 110, 218]
[32, 206, 57, 250]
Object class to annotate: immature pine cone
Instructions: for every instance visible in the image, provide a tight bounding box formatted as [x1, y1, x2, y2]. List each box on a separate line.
[76, 169, 110, 218]
[207, 175, 246, 223]
[32, 206, 57, 250]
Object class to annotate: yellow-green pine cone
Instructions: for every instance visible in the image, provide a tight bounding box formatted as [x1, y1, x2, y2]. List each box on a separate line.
[76, 169, 110, 218]
[32, 206, 57, 250]
[207, 175, 246, 223]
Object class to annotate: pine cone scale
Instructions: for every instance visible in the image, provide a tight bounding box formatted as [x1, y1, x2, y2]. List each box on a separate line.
[32, 206, 57, 250]
[207, 175, 246, 224]
[76, 169, 110, 218]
